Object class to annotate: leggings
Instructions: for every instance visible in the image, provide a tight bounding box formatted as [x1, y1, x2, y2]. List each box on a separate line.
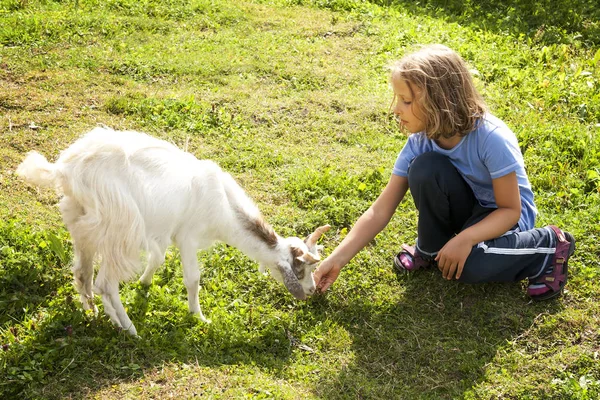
[408, 152, 557, 283]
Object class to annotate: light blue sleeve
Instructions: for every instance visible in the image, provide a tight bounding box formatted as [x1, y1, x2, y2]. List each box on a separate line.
[481, 126, 523, 179]
[392, 134, 432, 177]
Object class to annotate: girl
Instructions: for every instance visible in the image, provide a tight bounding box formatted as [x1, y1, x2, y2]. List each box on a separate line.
[314, 44, 574, 301]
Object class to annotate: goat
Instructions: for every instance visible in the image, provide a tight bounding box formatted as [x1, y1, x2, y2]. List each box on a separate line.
[16, 127, 330, 336]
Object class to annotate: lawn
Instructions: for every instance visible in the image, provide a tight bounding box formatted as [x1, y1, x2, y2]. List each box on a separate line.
[1, 0, 599, 398]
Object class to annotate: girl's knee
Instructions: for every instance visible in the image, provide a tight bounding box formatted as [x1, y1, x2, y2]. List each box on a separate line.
[408, 152, 453, 184]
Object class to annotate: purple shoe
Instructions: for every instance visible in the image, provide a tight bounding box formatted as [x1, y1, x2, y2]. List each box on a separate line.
[394, 244, 432, 272]
[527, 225, 575, 301]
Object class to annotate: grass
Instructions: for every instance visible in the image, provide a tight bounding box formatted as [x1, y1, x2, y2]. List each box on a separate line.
[1, 0, 599, 398]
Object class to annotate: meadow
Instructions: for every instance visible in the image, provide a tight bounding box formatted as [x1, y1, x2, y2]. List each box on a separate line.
[1, 0, 599, 398]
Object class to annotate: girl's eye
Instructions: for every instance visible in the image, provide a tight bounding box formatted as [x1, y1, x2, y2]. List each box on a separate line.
[403, 101, 412, 105]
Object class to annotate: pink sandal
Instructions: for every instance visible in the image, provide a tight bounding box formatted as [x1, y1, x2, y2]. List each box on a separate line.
[393, 244, 432, 272]
[527, 225, 575, 301]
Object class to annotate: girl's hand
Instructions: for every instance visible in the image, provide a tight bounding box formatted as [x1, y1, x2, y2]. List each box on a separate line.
[313, 258, 342, 293]
[435, 234, 473, 280]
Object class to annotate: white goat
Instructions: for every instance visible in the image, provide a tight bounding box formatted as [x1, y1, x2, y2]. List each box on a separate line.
[16, 127, 329, 336]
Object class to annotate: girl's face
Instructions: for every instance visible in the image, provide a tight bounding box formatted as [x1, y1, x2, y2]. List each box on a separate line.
[391, 78, 426, 133]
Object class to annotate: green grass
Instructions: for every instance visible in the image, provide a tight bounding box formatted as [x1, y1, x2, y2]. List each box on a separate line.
[1, 0, 599, 398]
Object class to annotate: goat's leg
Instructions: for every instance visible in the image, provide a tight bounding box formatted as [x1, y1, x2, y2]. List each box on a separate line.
[59, 196, 97, 313]
[180, 245, 210, 323]
[72, 246, 97, 314]
[94, 268, 138, 336]
[139, 240, 166, 286]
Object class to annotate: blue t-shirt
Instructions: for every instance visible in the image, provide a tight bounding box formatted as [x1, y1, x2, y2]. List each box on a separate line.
[392, 113, 537, 231]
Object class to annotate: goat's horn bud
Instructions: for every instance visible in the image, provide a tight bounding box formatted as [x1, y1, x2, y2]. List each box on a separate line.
[305, 224, 331, 248]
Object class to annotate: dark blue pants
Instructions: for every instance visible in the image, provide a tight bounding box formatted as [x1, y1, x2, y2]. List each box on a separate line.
[408, 152, 557, 283]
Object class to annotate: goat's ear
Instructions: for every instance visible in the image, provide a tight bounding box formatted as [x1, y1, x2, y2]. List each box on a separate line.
[291, 246, 320, 265]
[300, 251, 320, 265]
[277, 262, 306, 300]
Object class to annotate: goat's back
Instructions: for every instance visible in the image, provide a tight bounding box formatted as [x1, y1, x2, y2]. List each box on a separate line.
[56, 128, 232, 278]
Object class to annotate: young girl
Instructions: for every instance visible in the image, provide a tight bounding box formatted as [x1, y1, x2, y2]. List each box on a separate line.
[314, 44, 574, 301]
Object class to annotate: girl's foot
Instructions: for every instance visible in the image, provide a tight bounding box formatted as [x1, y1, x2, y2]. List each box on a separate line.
[527, 226, 575, 301]
[394, 244, 432, 272]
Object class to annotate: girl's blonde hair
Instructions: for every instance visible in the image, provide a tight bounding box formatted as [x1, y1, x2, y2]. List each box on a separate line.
[390, 44, 487, 139]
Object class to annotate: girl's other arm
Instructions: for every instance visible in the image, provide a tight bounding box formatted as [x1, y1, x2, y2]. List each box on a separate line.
[314, 174, 409, 292]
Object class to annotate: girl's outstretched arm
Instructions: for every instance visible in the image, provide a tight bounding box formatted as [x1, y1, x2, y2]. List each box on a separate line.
[314, 174, 409, 292]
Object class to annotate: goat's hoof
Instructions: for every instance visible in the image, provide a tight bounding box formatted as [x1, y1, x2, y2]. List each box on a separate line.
[85, 306, 99, 316]
[197, 314, 211, 324]
[123, 326, 138, 336]
[82, 299, 99, 316]
[88, 302, 98, 315]
[138, 277, 152, 286]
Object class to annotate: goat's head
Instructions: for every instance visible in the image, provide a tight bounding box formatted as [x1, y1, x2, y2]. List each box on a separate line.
[265, 224, 330, 300]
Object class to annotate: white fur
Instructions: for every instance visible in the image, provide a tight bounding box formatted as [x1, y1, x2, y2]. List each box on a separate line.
[17, 127, 329, 336]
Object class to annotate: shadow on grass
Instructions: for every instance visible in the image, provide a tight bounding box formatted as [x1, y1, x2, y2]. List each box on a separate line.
[312, 268, 564, 399]
[0, 223, 72, 328]
[370, 0, 600, 45]
[0, 300, 298, 399]
[0, 249, 564, 399]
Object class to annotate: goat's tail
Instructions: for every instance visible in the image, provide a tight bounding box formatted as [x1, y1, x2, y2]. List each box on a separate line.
[18, 145, 147, 284]
[16, 151, 59, 189]
[64, 148, 148, 284]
